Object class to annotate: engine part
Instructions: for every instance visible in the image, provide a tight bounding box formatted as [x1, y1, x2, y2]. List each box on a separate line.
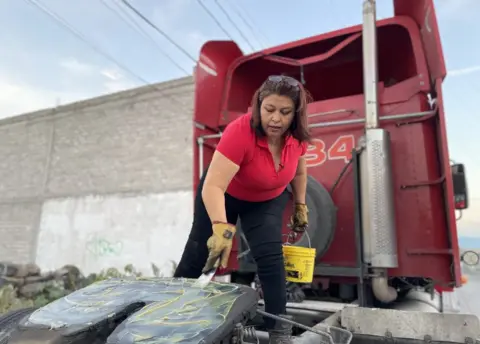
[362, 0, 380, 129]
[359, 131, 398, 303]
[9, 278, 258, 344]
[258, 299, 356, 314]
[371, 268, 398, 303]
[256, 309, 353, 344]
[392, 288, 441, 313]
[360, 0, 398, 305]
[361, 129, 398, 269]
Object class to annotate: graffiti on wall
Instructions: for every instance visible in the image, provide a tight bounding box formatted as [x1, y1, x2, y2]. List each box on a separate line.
[35, 192, 194, 276]
[86, 236, 123, 259]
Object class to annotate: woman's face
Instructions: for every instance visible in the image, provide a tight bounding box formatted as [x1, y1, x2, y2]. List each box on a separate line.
[260, 94, 295, 139]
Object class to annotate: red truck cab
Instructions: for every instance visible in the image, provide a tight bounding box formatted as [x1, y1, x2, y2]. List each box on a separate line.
[192, 0, 470, 307]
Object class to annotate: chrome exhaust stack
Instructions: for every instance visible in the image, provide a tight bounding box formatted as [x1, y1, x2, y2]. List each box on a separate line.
[360, 0, 398, 303]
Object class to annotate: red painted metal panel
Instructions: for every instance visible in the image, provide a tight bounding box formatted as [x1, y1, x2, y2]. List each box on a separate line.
[192, 1, 460, 287]
[394, 0, 447, 81]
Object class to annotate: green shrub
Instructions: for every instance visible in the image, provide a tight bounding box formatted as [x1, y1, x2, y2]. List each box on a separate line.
[0, 262, 177, 314]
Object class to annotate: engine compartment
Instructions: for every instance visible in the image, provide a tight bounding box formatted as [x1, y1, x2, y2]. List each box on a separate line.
[8, 278, 257, 344]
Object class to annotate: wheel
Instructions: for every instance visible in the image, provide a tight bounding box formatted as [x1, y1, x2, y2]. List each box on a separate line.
[0, 307, 36, 344]
[292, 175, 337, 258]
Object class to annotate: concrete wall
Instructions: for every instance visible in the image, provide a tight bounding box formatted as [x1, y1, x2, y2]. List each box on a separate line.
[36, 191, 193, 276]
[0, 76, 195, 275]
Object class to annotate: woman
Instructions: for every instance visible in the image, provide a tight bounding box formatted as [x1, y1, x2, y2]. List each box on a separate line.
[174, 75, 311, 344]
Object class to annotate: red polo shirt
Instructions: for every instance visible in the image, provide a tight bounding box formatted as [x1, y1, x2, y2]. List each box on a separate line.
[216, 113, 307, 202]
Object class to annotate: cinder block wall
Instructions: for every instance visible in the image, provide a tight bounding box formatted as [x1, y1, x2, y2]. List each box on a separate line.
[0, 76, 195, 265]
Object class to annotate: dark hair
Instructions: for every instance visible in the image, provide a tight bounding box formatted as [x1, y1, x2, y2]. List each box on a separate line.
[250, 75, 312, 143]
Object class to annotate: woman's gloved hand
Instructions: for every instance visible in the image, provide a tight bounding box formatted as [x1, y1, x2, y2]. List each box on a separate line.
[202, 222, 236, 273]
[289, 203, 309, 232]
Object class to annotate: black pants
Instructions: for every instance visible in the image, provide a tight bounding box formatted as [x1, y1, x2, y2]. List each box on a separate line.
[174, 172, 289, 329]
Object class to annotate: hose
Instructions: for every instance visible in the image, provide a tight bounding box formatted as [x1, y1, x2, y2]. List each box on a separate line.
[242, 326, 259, 344]
[256, 309, 351, 344]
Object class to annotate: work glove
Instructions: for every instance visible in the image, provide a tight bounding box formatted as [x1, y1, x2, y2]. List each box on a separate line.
[289, 203, 309, 232]
[202, 222, 236, 273]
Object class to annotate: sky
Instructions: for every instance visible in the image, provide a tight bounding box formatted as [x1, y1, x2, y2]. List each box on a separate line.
[0, 0, 479, 238]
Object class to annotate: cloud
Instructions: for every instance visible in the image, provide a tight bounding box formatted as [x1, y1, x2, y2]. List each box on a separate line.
[0, 77, 90, 118]
[98, 66, 139, 93]
[436, 0, 478, 20]
[101, 68, 123, 81]
[60, 58, 96, 76]
[457, 197, 480, 237]
[0, 56, 139, 119]
[151, 0, 188, 30]
[183, 31, 209, 55]
[103, 78, 139, 93]
[458, 223, 480, 238]
[448, 65, 480, 77]
[60, 58, 138, 91]
[98, 67, 137, 92]
[149, 0, 208, 55]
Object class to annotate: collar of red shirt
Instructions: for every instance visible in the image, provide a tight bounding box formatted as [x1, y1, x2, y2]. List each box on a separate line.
[256, 133, 296, 148]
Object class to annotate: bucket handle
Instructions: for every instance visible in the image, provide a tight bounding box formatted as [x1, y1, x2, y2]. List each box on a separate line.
[283, 230, 312, 248]
[237, 229, 313, 261]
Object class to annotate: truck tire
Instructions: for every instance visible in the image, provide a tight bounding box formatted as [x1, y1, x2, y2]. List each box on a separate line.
[294, 175, 337, 258]
[236, 175, 337, 271]
[0, 307, 36, 344]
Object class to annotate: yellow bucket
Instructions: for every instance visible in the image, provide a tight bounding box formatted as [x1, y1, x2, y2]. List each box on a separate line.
[282, 232, 316, 283]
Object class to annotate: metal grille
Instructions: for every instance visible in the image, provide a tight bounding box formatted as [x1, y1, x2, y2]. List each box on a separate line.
[366, 129, 398, 268]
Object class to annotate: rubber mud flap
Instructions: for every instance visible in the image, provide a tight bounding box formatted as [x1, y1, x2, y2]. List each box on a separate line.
[0, 307, 36, 344]
[10, 278, 258, 344]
